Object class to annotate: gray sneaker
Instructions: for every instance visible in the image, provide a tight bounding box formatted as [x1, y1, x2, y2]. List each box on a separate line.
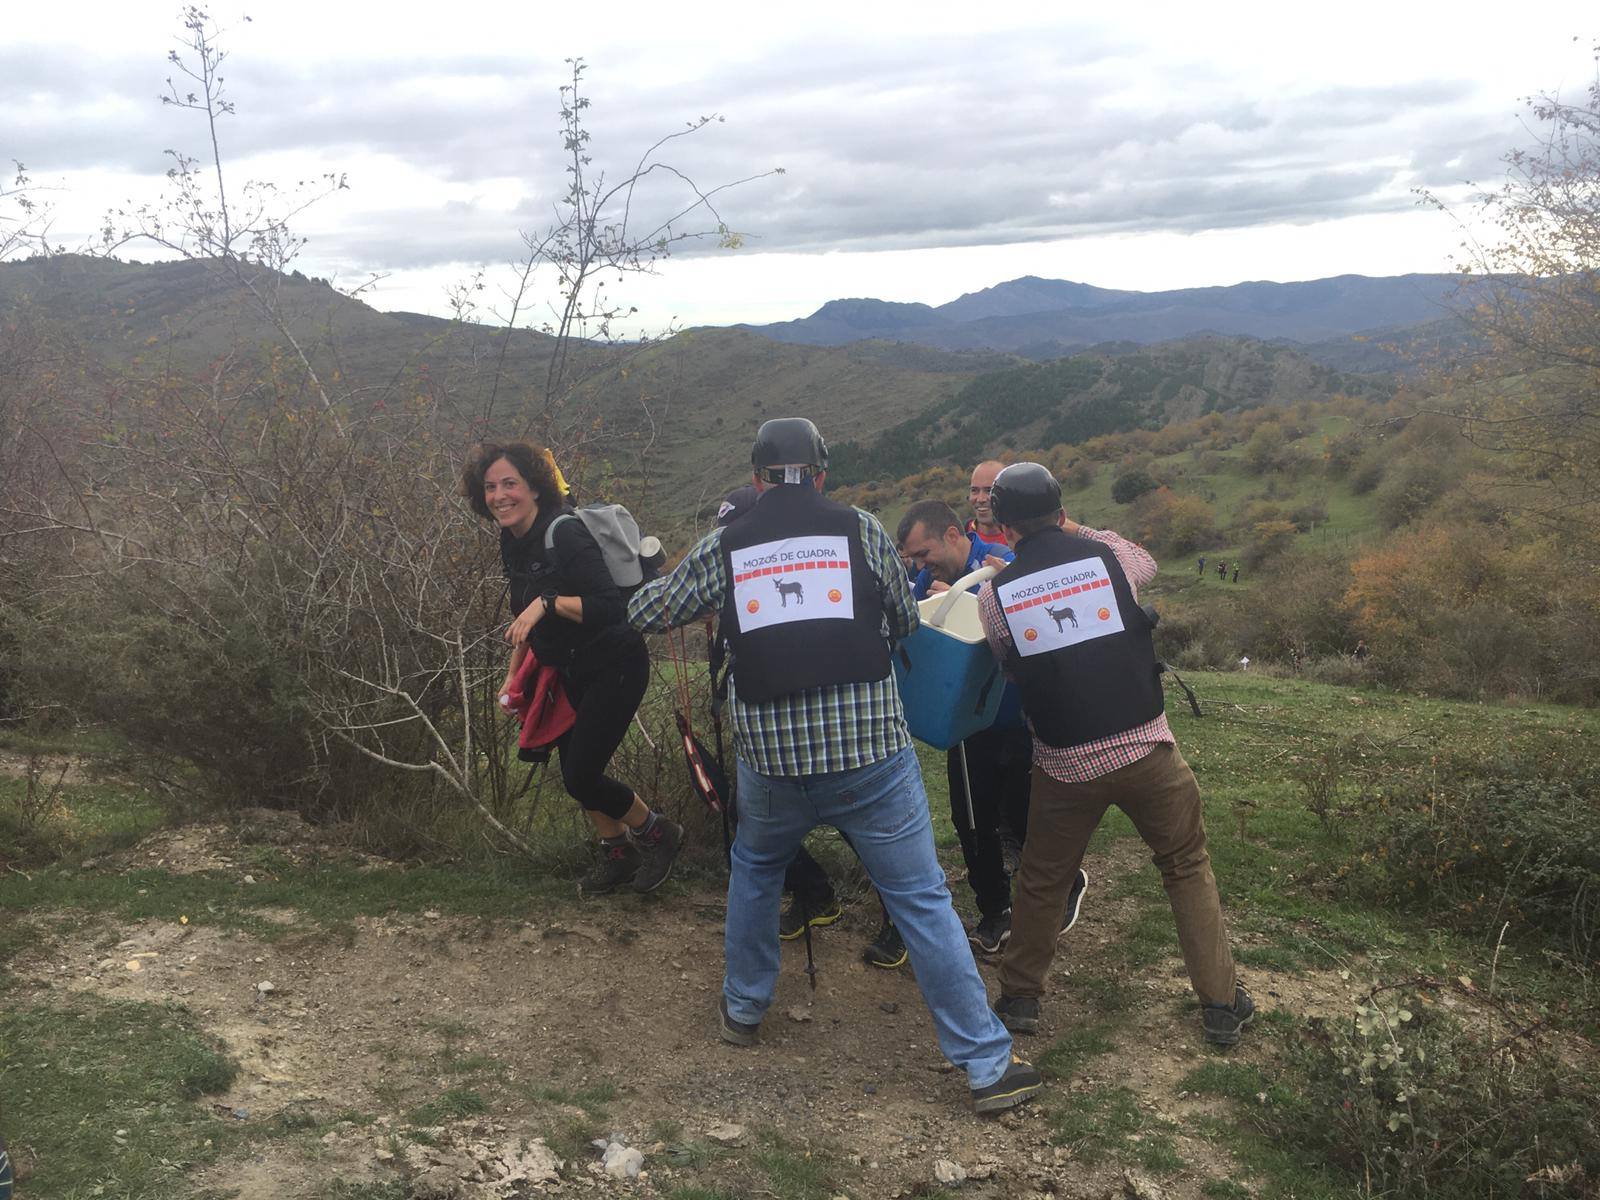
[631, 818, 684, 894]
[1202, 985, 1256, 1046]
[578, 841, 640, 895]
[971, 1056, 1043, 1115]
[993, 993, 1040, 1035]
[969, 909, 1012, 955]
[719, 995, 760, 1047]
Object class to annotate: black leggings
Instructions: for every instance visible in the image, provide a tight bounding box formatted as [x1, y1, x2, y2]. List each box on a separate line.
[555, 635, 650, 820]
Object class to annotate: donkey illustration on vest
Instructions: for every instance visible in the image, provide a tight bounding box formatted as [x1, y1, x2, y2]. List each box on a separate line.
[1045, 603, 1077, 632]
[774, 577, 805, 607]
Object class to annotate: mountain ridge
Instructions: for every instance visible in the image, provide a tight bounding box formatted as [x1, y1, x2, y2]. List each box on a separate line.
[738, 271, 1472, 368]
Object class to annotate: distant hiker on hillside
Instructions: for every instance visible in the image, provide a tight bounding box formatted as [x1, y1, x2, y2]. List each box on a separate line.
[897, 498, 1086, 959]
[463, 441, 682, 896]
[628, 419, 1042, 1115]
[966, 460, 1010, 547]
[1231, 565, 1239, 584]
[976, 463, 1253, 1050]
[1217, 558, 1228, 580]
[1197, 556, 1206, 577]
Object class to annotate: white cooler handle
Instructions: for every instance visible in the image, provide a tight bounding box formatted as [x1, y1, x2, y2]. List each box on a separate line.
[928, 565, 998, 629]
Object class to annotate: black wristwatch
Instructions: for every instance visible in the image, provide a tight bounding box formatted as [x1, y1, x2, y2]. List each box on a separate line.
[540, 591, 559, 617]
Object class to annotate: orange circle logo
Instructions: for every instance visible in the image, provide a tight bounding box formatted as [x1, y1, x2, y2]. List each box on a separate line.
[828, 588, 842, 603]
[1023, 628, 1038, 642]
[746, 599, 760, 614]
[1097, 607, 1110, 621]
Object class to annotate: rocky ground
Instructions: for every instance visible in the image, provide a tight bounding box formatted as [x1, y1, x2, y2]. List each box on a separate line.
[8, 811, 1367, 1200]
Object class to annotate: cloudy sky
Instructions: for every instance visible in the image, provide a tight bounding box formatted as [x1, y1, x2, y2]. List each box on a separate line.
[5, 2, 1596, 332]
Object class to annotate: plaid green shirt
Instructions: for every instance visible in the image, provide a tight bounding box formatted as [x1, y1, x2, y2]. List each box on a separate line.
[628, 502, 917, 777]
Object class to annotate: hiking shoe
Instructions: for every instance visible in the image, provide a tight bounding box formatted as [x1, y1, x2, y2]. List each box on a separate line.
[969, 908, 1012, 955]
[630, 817, 684, 894]
[1060, 868, 1089, 937]
[779, 895, 843, 941]
[719, 995, 760, 1047]
[1201, 985, 1256, 1047]
[578, 840, 640, 895]
[993, 993, 1040, 1035]
[861, 921, 907, 969]
[972, 1055, 1043, 1115]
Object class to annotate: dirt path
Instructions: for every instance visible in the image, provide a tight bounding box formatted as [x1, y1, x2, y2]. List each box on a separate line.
[13, 829, 1366, 1199]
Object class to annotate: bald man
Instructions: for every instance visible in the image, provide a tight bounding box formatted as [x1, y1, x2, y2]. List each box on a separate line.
[967, 461, 1009, 547]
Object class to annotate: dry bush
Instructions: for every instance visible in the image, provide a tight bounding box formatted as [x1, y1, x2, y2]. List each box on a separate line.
[5, 15, 774, 861]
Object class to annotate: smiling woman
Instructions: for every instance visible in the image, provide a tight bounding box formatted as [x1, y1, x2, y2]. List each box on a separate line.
[459, 440, 683, 895]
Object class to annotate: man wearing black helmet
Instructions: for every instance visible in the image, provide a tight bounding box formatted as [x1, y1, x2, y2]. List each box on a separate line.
[628, 419, 1042, 1114]
[713, 483, 844, 941]
[975, 462, 1253, 1049]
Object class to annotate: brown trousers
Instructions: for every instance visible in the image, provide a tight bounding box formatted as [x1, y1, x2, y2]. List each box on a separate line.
[998, 743, 1237, 1007]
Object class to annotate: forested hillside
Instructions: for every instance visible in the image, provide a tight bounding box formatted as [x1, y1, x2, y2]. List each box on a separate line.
[829, 338, 1389, 485]
[834, 381, 1600, 706]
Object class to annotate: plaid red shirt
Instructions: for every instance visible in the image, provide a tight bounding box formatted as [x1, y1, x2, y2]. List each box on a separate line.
[978, 527, 1174, 783]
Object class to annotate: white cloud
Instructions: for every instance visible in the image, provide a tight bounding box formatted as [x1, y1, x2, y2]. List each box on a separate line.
[5, 0, 1595, 333]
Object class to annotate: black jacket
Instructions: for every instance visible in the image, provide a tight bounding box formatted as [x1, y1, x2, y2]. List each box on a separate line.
[991, 526, 1163, 746]
[501, 506, 641, 674]
[717, 484, 892, 703]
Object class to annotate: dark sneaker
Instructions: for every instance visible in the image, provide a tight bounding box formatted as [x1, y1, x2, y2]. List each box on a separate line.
[719, 995, 760, 1047]
[969, 908, 1012, 955]
[779, 895, 843, 941]
[1059, 868, 1089, 937]
[861, 921, 907, 969]
[578, 840, 640, 895]
[993, 993, 1040, 1035]
[1201, 985, 1256, 1047]
[630, 818, 684, 894]
[972, 1055, 1043, 1115]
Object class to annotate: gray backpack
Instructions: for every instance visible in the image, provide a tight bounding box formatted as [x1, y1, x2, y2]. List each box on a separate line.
[544, 504, 659, 597]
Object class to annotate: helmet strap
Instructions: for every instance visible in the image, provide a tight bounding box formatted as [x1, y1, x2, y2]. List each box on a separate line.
[760, 465, 819, 485]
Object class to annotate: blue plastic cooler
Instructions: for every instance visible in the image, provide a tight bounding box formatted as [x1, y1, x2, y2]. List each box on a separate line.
[893, 567, 1005, 750]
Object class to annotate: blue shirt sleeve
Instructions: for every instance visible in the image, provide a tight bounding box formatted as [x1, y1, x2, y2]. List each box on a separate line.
[963, 534, 1013, 590]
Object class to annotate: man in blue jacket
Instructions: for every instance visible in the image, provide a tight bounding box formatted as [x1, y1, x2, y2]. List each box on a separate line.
[895, 500, 1087, 957]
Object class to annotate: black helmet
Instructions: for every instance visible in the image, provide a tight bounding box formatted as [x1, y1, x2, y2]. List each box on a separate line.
[752, 417, 829, 472]
[989, 462, 1062, 526]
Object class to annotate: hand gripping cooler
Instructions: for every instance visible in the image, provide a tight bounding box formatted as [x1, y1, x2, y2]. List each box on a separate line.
[892, 566, 1005, 750]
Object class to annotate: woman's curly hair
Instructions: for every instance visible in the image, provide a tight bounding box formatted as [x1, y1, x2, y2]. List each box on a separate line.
[460, 441, 568, 521]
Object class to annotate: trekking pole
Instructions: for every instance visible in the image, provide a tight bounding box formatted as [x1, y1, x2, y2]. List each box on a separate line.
[799, 894, 818, 993]
[958, 741, 976, 832]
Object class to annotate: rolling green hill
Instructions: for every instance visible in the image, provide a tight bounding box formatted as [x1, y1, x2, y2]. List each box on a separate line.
[0, 255, 1015, 531]
[830, 338, 1391, 487]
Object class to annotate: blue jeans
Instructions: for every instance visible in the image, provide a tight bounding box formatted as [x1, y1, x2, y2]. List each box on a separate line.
[724, 744, 1013, 1089]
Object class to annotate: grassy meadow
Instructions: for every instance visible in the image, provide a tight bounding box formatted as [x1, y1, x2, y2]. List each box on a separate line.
[2, 669, 1596, 1198]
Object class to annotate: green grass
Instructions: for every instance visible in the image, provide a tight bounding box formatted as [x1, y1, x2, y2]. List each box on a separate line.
[407, 1087, 487, 1125]
[310, 1184, 410, 1200]
[750, 1128, 842, 1200]
[1201, 1181, 1256, 1200]
[1046, 1085, 1182, 1171]
[0, 996, 238, 1198]
[0, 772, 167, 866]
[541, 1113, 601, 1163]
[518, 1080, 617, 1119]
[0, 857, 580, 942]
[1162, 672, 1600, 1004]
[1037, 1023, 1117, 1079]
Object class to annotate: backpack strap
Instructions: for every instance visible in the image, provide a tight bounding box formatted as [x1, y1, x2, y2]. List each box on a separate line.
[542, 512, 579, 567]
